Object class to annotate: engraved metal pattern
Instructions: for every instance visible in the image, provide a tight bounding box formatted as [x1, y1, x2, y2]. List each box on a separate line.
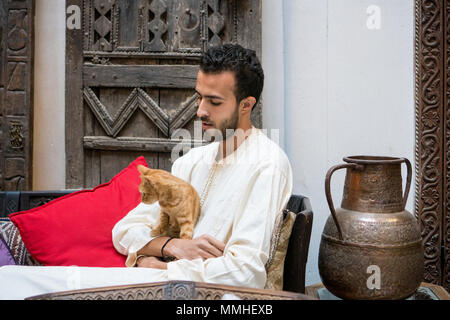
[320, 157, 424, 300]
[342, 164, 403, 213]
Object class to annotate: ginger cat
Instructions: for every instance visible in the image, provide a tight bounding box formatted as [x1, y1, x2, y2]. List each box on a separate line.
[137, 165, 200, 239]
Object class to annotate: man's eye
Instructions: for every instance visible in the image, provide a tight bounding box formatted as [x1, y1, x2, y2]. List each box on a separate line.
[211, 101, 221, 106]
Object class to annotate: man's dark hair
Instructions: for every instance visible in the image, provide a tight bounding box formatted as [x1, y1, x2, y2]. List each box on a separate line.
[200, 44, 264, 109]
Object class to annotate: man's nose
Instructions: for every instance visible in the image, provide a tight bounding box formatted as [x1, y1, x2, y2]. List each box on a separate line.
[197, 100, 209, 118]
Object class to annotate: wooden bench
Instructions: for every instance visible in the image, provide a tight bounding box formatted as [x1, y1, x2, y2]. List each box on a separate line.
[0, 191, 313, 295]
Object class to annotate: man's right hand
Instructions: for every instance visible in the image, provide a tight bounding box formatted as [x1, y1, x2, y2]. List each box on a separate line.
[165, 234, 226, 261]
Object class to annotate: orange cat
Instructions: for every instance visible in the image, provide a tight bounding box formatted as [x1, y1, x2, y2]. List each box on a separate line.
[137, 165, 200, 239]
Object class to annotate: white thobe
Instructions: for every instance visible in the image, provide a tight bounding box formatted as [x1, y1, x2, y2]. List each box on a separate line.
[0, 126, 293, 299]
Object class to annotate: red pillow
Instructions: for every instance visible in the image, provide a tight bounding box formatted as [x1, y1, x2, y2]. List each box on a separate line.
[9, 156, 148, 267]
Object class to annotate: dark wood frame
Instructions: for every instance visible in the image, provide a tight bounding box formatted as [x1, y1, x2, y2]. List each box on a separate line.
[0, 0, 35, 191]
[26, 280, 315, 300]
[415, 0, 450, 291]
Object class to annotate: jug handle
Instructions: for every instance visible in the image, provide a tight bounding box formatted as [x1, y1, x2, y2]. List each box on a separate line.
[401, 158, 412, 211]
[325, 163, 364, 241]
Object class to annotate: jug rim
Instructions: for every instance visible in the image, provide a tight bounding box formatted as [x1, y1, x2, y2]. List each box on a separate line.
[343, 155, 404, 164]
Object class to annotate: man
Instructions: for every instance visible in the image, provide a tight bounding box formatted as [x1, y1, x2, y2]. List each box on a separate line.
[112, 44, 293, 288]
[0, 44, 292, 299]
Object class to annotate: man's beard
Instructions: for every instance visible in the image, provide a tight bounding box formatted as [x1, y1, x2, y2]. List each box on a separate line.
[202, 105, 239, 142]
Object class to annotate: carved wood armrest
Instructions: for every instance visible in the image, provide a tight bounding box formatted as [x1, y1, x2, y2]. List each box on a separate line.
[26, 280, 316, 300]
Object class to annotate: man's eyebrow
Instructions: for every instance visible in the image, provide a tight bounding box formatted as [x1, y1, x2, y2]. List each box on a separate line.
[195, 89, 225, 100]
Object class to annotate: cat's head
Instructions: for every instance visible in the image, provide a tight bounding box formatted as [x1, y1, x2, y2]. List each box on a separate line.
[137, 165, 159, 204]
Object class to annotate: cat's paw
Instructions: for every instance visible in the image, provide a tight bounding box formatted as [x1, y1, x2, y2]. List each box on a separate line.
[179, 231, 193, 239]
[150, 228, 161, 237]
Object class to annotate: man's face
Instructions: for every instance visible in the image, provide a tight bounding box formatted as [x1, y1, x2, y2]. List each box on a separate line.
[195, 70, 240, 141]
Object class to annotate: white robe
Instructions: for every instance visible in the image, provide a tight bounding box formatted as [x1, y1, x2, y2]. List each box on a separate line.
[0, 126, 293, 300]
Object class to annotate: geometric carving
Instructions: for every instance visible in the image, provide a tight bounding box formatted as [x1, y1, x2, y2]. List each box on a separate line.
[206, 0, 225, 48]
[169, 93, 198, 137]
[6, 199, 18, 215]
[144, 0, 168, 52]
[4, 157, 25, 191]
[7, 62, 25, 90]
[163, 281, 195, 300]
[9, 120, 24, 149]
[92, 0, 113, 51]
[7, 9, 28, 56]
[83, 87, 198, 138]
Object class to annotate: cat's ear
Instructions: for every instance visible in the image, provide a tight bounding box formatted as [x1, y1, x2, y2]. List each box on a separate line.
[137, 164, 150, 175]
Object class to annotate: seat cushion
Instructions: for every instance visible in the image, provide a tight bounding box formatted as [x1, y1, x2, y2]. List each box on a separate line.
[0, 218, 40, 266]
[0, 231, 16, 266]
[264, 209, 296, 291]
[9, 156, 148, 267]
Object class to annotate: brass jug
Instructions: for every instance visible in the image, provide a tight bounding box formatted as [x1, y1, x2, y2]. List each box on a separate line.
[319, 156, 424, 300]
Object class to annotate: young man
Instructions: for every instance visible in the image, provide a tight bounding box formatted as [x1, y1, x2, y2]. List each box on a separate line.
[112, 44, 293, 288]
[0, 44, 292, 299]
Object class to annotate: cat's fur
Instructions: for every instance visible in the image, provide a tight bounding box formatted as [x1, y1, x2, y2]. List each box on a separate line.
[137, 165, 200, 239]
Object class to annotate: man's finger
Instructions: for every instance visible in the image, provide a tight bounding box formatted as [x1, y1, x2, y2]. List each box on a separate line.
[205, 235, 226, 252]
[203, 243, 223, 258]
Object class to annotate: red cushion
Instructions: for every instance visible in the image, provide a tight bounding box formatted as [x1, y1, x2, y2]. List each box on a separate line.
[9, 156, 148, 267]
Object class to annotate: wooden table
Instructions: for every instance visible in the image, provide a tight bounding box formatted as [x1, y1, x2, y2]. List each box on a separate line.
[306, 282, 450, 300]
[26, 280, 316, 300]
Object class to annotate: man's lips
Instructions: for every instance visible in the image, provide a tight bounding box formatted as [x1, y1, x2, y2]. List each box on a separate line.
[202, 122, 214, 129]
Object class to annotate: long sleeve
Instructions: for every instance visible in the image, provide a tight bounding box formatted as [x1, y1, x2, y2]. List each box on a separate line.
[112, 158, 184, 267]
[165, 163, 293, 288]
[111, 202, 161, 267]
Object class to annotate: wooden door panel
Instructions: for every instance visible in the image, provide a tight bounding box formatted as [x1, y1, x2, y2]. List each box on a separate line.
[66, 0, 261, 188]
[0, 0, 34, 191]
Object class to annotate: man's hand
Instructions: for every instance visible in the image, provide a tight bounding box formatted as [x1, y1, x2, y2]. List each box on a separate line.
[165, 234, 226, 261]
[136, 256, 167, 269]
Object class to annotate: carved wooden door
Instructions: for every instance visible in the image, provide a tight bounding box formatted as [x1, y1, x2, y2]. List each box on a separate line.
[0, 0, 34, 191]
[415, 0, 450, 292]
[65, 0, 262, 188]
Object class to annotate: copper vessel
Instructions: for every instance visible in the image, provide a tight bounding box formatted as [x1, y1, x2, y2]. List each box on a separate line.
[318, 156, 424, 300]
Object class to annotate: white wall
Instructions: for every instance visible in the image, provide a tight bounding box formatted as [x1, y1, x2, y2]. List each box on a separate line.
[262, 0, 415, 286]
[33, 0, 66, 190]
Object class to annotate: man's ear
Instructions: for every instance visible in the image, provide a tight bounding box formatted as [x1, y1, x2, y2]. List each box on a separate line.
[240, 96, 256, 113]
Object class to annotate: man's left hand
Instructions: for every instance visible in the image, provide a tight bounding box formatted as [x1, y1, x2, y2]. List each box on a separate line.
[136, 256, 168, 270]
